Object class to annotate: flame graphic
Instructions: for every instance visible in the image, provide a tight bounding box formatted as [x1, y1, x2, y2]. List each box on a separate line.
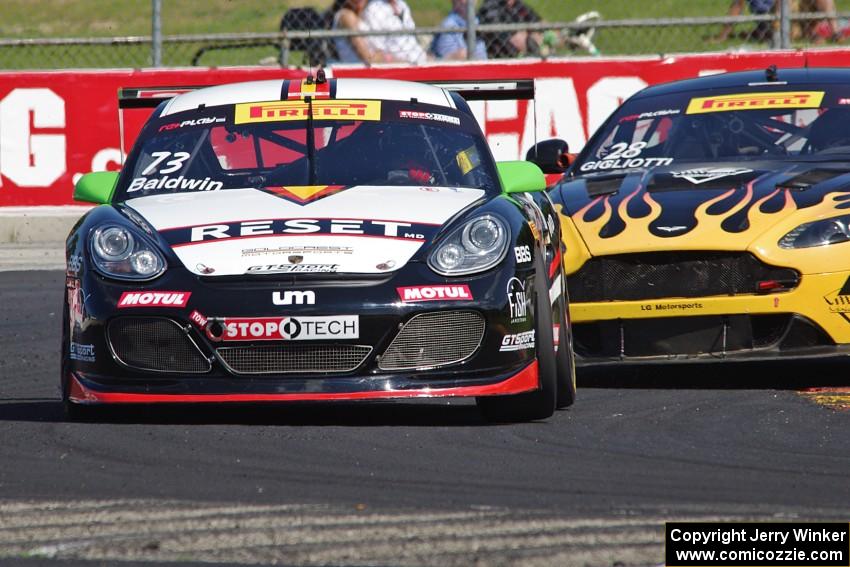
[567, 179, 819, 255]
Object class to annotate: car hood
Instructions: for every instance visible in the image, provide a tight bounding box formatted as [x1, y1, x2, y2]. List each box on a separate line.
[125, 186, 485, 276]
[557, 161, 850, 255]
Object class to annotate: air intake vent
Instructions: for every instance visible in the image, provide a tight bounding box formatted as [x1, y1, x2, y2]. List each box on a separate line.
[379, 311, 485, 371]
[569, 251, 799, 302]
[217, 344, 372, 375]
[108, 317, 210, 373]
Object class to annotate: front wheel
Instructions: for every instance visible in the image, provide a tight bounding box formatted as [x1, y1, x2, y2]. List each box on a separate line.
[554, 293, 576, 409]
[477, 262, 557, 423]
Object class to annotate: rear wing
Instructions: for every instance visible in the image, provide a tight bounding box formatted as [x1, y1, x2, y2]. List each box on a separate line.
[117, 79, 534, 109]
[116, 78, 536, 162]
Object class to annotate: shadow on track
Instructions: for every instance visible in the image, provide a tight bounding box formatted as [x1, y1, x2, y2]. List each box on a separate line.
[0, 397, 511, 426]
[579, 359, 850, 390]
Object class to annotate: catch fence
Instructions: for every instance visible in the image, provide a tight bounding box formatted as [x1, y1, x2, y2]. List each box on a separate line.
[0, 0, 848, 69]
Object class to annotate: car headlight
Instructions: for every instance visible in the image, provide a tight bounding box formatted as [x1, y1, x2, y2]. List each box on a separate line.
[428, 214, 509, 276]
[778, 215, 850, 249]
[90, 225, 166, 280]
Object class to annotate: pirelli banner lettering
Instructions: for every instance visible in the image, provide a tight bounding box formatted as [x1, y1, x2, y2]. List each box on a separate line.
[686, 91, 825, 114]
[234, 100, 382, 124]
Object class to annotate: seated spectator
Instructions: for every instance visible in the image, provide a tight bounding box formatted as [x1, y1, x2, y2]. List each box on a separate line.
[331, 0, 396, 64]
[361, 0, 429, 64]
[792, 0, 843, 43]
[477, 0, 543, 58]
[713, 0, 776, 43]
[431, 0, 488, 60]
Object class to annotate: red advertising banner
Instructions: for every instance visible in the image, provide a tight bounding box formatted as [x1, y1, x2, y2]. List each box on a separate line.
[0, 49, 846, 206]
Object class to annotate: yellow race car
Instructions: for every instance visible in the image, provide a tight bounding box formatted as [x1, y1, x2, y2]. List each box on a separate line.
[531, 67, 850, 364]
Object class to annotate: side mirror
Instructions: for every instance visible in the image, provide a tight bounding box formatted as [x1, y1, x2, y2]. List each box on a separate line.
[525, 138, 571, 174]
[73, 171, 119, 204]
[497, 161, 546, 194]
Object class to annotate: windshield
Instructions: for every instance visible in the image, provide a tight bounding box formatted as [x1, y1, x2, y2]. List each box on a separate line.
[574, 86, 850, 174]
[115, 99, 499, 201]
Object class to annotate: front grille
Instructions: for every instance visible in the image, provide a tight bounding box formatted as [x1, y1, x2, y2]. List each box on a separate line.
[217, 344, 372, 375]
[108, 317, 210, 373]
[572, 314, 832, 359]
[379, 311, 485, 371]
[568, 252, 799, 302]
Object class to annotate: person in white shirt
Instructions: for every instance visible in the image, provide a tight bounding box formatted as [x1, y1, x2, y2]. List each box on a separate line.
[361, 0, 429, 64]
[332, 0, 396, 63]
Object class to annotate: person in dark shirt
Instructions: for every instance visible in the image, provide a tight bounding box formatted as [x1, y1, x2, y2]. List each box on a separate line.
[477, 0, 543, 58]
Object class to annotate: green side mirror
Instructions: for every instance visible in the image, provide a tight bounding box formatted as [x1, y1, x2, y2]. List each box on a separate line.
[497, 161, 546, 194]
[73, 171, 119, 204]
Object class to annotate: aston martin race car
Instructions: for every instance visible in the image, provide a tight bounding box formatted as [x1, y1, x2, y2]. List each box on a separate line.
[529, 67, 850, 364]
[63, 76, 575, 422]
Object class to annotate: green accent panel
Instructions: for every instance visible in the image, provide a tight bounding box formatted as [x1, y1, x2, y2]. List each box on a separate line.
[497, 161, 546, 194]
[73, 171, 119, 204]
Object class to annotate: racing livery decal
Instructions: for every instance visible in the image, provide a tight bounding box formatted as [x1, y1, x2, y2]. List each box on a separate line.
[685, 91, 824, 114]
[260, 185, 348, 205]
[163, 218, 439, 246]
[500, 331, 535, 352]
[397, 285, 473, 302]
[207, 315, 359, 341]
[118, 291, 191, 308]
[671, 167, 754, 185]
[563, 171, 850, 248]
[234, 100, 381, 124]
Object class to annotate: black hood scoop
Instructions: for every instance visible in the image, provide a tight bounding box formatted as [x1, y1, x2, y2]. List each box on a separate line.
[776, 167, 850, 191]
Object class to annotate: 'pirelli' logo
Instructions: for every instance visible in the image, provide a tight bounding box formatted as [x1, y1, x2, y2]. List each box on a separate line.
[685, 91, 824, 114]
[234, 100, 381, 124]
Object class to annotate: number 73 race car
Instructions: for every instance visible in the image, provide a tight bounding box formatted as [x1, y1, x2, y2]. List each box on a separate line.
[529, 67, 850, 365]
[64, 76, 575, 422]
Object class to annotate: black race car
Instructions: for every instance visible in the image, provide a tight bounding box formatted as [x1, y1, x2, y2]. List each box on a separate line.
[63, 76, 575, 421]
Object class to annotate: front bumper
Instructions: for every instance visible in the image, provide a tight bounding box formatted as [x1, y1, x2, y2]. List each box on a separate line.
[67, 361, 539, 403]
[66, 262, 543, 402]
[569, 270, 850, 364]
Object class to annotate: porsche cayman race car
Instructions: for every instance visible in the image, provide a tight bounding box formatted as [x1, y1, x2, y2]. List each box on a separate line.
[530, 67, 850, 364]
[63, 76, 575, 422]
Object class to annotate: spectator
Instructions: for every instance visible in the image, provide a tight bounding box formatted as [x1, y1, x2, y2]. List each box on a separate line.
[477, 0, 543, 58]
[713, 0, 775, 43]
[361, 0, 428, 64]
[792, 0, 843, 43]
[431, 0, 488, 60]
[331, 0, 395, 64]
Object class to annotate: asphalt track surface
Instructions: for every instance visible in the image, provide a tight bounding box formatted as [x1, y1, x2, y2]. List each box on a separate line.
[1, 270, 850, 566]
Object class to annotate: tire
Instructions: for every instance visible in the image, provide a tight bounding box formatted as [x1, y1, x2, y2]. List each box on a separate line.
[477, 261, 557, 423]
[60, 299, 101, 423]
[555, 293, 577, 409]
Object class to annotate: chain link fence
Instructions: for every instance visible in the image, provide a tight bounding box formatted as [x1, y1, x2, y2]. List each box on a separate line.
[1, 0, 849, 69]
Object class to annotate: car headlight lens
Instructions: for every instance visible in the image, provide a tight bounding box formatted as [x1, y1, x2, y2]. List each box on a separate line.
[93, 226, 133, 260]
[428, 214, 509, 276]
[779, 215, 850, 249]
[90, 225, 166, 280]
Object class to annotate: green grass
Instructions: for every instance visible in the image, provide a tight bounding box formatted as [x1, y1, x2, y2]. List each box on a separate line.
[1, 0, 848, 69]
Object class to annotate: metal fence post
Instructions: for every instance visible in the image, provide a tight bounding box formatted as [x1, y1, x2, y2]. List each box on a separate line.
[466, 0, 476, 61]
[152, 0, 162, 67]
[780, 0, 791, 49]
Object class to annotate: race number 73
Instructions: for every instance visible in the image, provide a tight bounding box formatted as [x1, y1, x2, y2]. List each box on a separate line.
[141, 151, 190, 175]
